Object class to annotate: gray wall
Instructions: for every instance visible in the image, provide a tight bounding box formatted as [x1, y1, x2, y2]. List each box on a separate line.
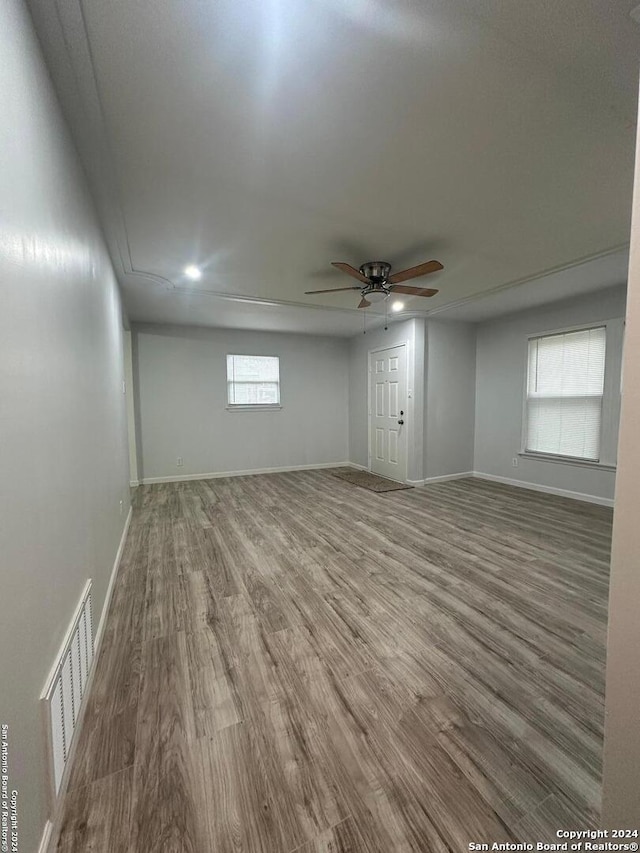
[348, 318, 426, 481]
[425, 320, 476, 479]
[0, 1, 130, 849]
[474, 285, 627, 502]
[133, 325, 349, 480]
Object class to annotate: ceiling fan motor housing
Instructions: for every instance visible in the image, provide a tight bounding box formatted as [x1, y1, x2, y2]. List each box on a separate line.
[359, 261, 391, 284]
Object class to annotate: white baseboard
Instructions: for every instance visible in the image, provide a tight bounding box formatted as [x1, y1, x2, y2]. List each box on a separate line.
[472, 471, 614, 507]
[38, 820, 53, 853]
[408, 471, 474, 487]
[94, 505, 132, 649]
[141, 464, 613, 507]
[140, 461, 353, 485]
[426, 471, 475, 484]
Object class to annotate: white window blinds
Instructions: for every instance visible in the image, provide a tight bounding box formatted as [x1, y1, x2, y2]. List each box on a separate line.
[226, 355, 280, 406]
[525, 326, 606, 461]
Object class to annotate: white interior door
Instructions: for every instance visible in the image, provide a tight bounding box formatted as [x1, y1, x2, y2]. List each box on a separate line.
[369, 344, 408, 482]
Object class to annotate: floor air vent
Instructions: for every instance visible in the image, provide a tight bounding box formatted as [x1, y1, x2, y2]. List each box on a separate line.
[41, 580, 94, 798]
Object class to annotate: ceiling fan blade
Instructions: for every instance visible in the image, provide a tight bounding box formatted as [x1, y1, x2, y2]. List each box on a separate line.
[358, 297, 371, 308]
[331, 262, 370, 284]
[391, 285, 439, 297]
[304, 286, 362, 294]
[388, 260, 443, 284]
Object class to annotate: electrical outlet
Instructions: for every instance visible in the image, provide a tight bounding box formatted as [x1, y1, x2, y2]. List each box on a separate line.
[177, 457, 184, 467]
[512, 457, 519, 467]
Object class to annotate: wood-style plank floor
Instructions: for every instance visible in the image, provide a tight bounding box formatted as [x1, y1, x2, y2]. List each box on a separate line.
[54, 472, 612, 852]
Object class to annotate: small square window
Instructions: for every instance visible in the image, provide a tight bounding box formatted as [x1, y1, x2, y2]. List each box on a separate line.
[226, 355, 280, 407]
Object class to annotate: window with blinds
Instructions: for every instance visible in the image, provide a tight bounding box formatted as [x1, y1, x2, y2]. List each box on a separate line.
[525, 326, 606, 461]
[226, 355, 280, 407]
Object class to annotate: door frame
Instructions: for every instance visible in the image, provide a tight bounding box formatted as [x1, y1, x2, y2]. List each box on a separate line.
[367, 340, 409, 483]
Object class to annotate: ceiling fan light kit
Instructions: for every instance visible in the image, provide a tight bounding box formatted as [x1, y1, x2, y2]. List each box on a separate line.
[305, 258, 443, 308]
[362, 287, 389, 303]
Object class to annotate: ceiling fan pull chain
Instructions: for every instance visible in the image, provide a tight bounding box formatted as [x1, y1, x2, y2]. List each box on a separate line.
[363, 307, 366, 335]
[384, 298, 388, 330]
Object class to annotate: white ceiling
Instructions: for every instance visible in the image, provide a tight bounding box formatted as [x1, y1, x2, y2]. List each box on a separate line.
[434, 247, 630, 323]
[28, 0, 639, 335]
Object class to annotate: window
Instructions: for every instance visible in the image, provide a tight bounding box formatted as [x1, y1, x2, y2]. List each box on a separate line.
[525, 326, 606, 461]
[226, 355, 280, 407]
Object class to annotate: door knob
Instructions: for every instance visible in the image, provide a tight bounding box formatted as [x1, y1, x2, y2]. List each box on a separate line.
[398, 419, 404, 425]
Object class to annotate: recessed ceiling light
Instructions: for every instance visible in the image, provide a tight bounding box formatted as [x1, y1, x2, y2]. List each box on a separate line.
[184, 264, 202, 281]
[392, 300, 404, 312]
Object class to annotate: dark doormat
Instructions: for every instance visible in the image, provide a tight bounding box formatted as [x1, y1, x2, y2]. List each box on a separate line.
[328, 467, 413, 493]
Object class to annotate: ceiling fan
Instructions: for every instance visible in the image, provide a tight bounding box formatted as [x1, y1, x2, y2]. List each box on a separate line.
[305, 259, 443, 308]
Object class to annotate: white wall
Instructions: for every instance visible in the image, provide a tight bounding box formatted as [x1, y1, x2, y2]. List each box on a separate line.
[425, 320, 476, 479]
[601, 87, 640, 824]
[133, 324, 349, 481]
[348, 318, 426, 482]
[0, 1, 130, 849]
[474, 285, 627, 503]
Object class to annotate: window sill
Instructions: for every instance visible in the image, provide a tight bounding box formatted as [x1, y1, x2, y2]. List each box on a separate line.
[226, 405, 282, 412]
[518, 452, 616, 472]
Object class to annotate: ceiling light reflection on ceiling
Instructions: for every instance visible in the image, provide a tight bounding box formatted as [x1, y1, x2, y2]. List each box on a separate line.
[184, 264, 202, 281]
[392, 300, 404, 312]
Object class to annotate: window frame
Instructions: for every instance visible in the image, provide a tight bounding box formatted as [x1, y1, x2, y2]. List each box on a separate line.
[519, 319, 623, 469]
[225, 354, 282, 411]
